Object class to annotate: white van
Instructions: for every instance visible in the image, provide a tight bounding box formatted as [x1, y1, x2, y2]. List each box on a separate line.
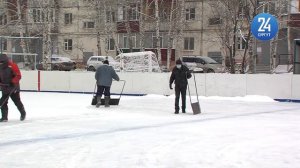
[86, 56, 120, 71]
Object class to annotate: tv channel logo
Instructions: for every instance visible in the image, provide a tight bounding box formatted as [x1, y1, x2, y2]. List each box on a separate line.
[251, 13, 278, 41]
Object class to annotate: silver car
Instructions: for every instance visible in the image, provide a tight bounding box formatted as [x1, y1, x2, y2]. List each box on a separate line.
[86, 56, 120, 72]
[181, 56, 224, 73]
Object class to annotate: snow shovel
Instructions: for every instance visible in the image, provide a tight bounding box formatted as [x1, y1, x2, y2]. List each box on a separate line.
[91, 80, 126, 106]
[187, 72, 201, 115]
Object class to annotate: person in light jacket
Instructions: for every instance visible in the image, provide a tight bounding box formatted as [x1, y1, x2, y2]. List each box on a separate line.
[95, 60, 120, 108]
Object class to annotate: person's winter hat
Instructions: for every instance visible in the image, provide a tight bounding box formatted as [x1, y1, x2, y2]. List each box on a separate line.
[103, 60, 109, 65]
[0, 54, 9, 69]
[176, 59, 182, 65]
[0, 54, 8, 63]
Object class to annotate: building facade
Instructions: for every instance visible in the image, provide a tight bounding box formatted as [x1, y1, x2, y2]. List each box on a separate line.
[2, 0, 297, 72]
[0, 0, 227, 69]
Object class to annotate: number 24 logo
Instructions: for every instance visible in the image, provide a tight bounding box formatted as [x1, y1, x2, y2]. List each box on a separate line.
[258, 17, 271, 32]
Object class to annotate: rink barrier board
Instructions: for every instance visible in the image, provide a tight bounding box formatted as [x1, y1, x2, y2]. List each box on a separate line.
[274, 99, 300, 103]
[21, 89, 146, 96]
[20, 90, 300, 103]
[20, 71, 300, 100]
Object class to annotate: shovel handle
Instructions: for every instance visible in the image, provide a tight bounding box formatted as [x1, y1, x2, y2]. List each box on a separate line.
[118, 80, 126, 100]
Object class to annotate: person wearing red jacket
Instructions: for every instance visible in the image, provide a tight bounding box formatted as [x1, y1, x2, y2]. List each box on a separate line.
[0, 54, 26, 122]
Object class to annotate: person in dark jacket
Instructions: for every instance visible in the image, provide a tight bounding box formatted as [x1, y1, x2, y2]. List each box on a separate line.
[169, 59, 192, 114]
[0, 54, 26, 122]
[95, 60, 120, 108]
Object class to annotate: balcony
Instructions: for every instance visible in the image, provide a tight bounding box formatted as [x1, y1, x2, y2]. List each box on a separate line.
[117, 21, 140, 33]
[288, 13, 300, 27]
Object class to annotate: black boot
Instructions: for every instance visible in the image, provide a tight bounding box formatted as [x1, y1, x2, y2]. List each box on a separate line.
[0, 118, 8, 122]
[96, 96, 101, 108]
[104, 96, 110, 107]
[18, 107, 26, 121]
[182, 105, 186, 113]
[20, 111, 26, 121]
[1, 110, 8, 122]
[20, 115, 26, 121]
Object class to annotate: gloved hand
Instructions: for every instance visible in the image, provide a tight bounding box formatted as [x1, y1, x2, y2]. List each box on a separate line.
[10, 82, 17, 87]
[169, 83, 173, 90]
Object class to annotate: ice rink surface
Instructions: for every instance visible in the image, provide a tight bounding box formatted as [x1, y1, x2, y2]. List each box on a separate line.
[1, 92, 300, 168]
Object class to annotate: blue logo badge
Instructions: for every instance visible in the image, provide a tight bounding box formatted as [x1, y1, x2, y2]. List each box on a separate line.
[251, 13, 278, 41]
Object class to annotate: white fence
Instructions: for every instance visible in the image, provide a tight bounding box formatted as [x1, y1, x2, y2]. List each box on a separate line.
[20, 71, 300, 99]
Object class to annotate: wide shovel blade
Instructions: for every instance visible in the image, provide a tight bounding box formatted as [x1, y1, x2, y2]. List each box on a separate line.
[191, 102, 201, 115]
[91, 96, 120, 105]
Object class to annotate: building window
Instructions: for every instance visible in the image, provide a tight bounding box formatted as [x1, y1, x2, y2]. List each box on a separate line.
[118, 4, 139, 21]
[186, 8, 195, 20]
[237, 36, 247, 50]
[184, 37, 194, 50]
[64, 39, 72, 50]
[83, 21, 95, 28]
[32, 9, 54, 23]
[264, 2, 276, 14]
[118, 6, 126, 21]
[65, 13, 72, 24]
[1, 39, 7, 51]
[106, 11, 115, 23]
[257, 1, 276, 14]
[159, 9, 168, 21]
[33, 9, 40, 22]
[209, 17, 222, 25]
[123, 36, 128, 48]
[119, 34, 137, 48]
[0, 15, 7, 25]
[281, 1, 288, 14]
[152, 35, 163, 48]
[107, 38, 115, 50]
[130, 35, 137, 48]
[129, 5, 139, 20]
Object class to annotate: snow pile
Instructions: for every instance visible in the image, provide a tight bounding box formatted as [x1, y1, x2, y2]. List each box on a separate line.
[273, 64, 293, 74]
[116, 51, 160, 72]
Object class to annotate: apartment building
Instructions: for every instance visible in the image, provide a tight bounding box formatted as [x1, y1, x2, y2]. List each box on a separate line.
[55, 0, 226, 66]
[0, 0, 229, 67]
[6, 0, 296, 71]
[289, 0, 300, 54]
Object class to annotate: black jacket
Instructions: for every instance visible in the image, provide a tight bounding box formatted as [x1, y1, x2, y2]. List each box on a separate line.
[169, 65, 192, 87]
[0, 55, 15, 94]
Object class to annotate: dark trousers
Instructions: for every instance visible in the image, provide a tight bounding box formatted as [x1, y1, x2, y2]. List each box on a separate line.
[0, 91, 26, 120]
[96, 85, 111, 98]
[175, 85, 187, 112]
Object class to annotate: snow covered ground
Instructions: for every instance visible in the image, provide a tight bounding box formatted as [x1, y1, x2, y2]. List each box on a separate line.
[1, 92, 300, 168]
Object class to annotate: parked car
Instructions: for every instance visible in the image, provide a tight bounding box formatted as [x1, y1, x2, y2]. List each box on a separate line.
[50, 56, 76, 71]
[181, 56, 224, 73]
[86, 56, 120, 71]
[36, 56, 76, 71]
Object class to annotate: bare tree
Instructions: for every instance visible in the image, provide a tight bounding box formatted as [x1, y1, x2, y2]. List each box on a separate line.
[239, 0, 259, 74]
[0, 0, 39, 68]
[208, 0, 261, 74]
[166, 0, 175, 69]
[154, 0, 161, 64]
[27, 0, 59, 69]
